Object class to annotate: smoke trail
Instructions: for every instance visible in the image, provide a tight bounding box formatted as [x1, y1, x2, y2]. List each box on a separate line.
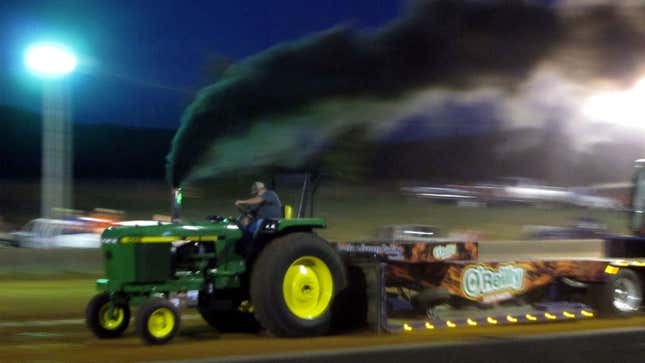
[166, 0, 645, 186]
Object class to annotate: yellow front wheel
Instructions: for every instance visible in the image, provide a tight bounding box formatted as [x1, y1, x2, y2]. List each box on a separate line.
[136, 298, 180, 345]
[86, 292, 130, 339]
[99, 302, 126, 330]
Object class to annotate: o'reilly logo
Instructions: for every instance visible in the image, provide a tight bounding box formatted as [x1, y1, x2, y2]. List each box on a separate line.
[462, 265, 524, 299]
[432, 244, 457, 260]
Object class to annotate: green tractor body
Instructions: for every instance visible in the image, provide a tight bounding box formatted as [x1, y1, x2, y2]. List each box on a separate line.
[97, 220, 244, 296]
[87, 213, 342, 344]
[97, 217, 326, 294]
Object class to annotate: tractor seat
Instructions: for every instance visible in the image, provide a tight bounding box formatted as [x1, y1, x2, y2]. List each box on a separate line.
[283, 204, 293, 219]
[237, 204, 293, 258]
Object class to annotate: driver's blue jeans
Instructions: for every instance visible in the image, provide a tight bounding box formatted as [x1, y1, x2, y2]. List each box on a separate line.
[247, 218, 264, 238]
[238, 218, 264, 255]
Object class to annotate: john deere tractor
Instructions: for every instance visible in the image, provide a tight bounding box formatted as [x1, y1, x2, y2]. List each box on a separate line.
[85, 181, 347, 344]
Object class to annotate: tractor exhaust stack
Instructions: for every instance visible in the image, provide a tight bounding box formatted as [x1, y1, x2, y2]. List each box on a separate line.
[172, 187, 183, 222]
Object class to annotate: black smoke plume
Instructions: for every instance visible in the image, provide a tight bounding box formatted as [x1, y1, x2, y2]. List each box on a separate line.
[166, 0, 645, 186]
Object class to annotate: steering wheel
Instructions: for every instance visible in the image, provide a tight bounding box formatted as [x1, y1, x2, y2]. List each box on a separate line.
[230, 205, 255, 231]
[206, 206, 248, 223]
[206, 215, 227, 223]
[236, 205, 256, 219]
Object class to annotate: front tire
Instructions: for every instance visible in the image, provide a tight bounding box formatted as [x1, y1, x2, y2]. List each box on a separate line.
[136, 298, 181, 345]
[86, 292, 130, 338]
[250, 232, 347, 337]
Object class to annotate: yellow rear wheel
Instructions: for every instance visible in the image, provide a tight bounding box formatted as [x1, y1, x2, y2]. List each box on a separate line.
[250, 232, 347, 337]
[282, 256, 334, 319]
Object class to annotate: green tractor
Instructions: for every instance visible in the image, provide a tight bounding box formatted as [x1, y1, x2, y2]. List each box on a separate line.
[85, 180, 347, 344]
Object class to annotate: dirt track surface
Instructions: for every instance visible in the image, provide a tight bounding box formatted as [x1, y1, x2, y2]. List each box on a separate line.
[2, 314, 645, 363]
[0, 240, 636, 363]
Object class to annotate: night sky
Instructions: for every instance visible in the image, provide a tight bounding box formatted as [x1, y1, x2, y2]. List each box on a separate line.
[0, 0, 401, 129]
[2, 0, 644, 185]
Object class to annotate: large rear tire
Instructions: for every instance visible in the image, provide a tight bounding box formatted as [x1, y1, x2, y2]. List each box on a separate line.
[250, 232, 347, 337]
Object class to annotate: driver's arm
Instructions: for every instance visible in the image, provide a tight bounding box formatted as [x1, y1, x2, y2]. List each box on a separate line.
[235, 196, 263, 207]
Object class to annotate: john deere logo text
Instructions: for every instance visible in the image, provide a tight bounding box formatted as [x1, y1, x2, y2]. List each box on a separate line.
[462, 265, 524, 299]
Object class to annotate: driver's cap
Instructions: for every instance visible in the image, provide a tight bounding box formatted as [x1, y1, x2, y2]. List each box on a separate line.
[251, 181, 265, 194]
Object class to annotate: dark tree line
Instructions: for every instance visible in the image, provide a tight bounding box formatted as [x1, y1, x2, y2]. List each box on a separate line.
[1, 105, 642, 184]
[0, 106, 173, 179]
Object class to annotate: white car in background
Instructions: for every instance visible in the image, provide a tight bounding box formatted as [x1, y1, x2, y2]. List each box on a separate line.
[569, 193, 624, 210]
[10, 218, 169, 248]
[374, 224, 442, 242]
[11, 218, 101, 248]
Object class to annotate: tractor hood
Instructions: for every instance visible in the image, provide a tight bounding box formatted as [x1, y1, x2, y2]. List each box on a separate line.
[101, 219, 242, 243]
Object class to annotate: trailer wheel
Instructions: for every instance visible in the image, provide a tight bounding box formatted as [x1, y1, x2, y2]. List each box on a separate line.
[250, 232, 347, 337]
[136, 298, 180, 344]
[86, 292, 130, 338]
[590, 269, 643, 316]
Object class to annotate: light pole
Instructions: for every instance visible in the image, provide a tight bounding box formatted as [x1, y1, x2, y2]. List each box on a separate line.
[25, 43, 77, 218]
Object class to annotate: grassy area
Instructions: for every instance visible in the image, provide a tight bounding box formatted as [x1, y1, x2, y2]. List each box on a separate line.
[0, 248, 103, 279]
[312, 188, 629, 241]
[1, 179, 630, 241]
[0, 179, 629, 282]
[0, 278, 98, 320]
[0, 180, 630, 324]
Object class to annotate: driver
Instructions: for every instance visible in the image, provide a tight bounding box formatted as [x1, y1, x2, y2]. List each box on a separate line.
[235, 181, 282, 235]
